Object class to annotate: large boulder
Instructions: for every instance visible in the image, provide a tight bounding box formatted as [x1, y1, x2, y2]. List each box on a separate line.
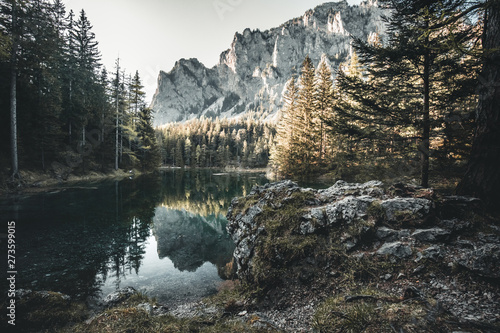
[226, 180, 497, 287]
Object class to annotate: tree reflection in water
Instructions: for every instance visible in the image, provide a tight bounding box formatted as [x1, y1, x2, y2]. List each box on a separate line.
[0, 169, 267, 302]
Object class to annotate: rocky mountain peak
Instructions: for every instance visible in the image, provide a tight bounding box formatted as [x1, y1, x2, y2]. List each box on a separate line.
[151, 1, 388, 126]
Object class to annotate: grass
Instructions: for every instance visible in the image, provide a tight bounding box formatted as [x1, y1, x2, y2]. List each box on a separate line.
[311, 291, 480, 333]
[1, 291, 88, 333]
[6, 286, 281, 333]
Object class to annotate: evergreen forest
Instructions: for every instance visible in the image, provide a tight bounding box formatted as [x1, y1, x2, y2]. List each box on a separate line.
[0, 0, 160, 180]
[1, 0, 499, 210]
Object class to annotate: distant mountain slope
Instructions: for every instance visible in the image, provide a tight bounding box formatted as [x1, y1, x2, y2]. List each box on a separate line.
[150, 0, 387, 126]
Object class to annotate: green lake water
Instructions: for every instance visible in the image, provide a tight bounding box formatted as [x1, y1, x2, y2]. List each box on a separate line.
[0, 169, 269, 307]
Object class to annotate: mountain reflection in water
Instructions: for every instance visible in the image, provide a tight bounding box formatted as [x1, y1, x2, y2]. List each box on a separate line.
[0, 169, 268, 305]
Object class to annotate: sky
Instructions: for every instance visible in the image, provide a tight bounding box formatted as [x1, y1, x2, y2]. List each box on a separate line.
[62, 0, 362, 103]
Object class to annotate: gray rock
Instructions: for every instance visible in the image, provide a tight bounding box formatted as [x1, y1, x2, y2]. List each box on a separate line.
[136, 303, 153, 315]
[415, 246, 443, 262]
[324, 196, 376, 225]
[457, 244, 500, 279]
[103, 287, 137, 308]
[380, 197, 432, 221]
[318, 180, 384, 202]
[412, 228, 451, 243]
[376, 241, 413, 258]
[376, 227, 410, 242]
[300, 206, 327, 234]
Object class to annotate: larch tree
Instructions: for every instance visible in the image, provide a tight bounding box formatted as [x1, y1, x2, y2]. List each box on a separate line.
[271, 75, 299, 177]
[315, 55, 334, 166]
[296, 55, 318, 174]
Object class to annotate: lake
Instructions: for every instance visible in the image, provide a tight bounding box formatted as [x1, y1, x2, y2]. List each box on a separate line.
[0, 169, 269, 307]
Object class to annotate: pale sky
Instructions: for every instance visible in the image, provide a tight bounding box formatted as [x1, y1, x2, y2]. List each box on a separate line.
[62, 0, 362, 103]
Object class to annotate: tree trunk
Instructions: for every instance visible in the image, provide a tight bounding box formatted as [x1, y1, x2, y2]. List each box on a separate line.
[420, 32, 431, 188]
[10, 0, 19, 180]
[457, 0, 500, 210]
[115, 103, 119, 171]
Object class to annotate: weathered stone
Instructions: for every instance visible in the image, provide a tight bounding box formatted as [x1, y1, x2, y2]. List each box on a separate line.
[415, 246, 443, 262]
[380, 197, 432, 221]
[102, 287, 137, 308]
[324, 195, 376, 225]
[438, 219, 472, 232]
[318, 180, 384, 202]
[376, 241, 413, 258]
[376, 227, 410, 242]
[437, 195, 481, 220]
[412, 228, 451, 243]
[457, 244, 500, 279]
[136, 303, 153, 315]
[300, 206, 327, 234]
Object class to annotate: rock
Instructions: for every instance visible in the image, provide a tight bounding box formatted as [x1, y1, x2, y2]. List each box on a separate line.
[102, 287, 137, 308]
[415, 246, 443, 262]
[380, 197, 432, 222]
[318, 180, 384, 202]
[412, 228, 451, 243]
[300, 206, 327, 234]
[437, 195, 481, 220]
[376, 241, 413, 258]
[136, 303, 153, 315]
[324, 196, 376, 225]
[376, 227, 410, 242]
[438, 219, 472, 232]
[456, 244, 500, 279]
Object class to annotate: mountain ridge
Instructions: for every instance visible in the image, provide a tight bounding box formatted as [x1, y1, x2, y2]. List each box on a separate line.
[150, 0, 387, 126]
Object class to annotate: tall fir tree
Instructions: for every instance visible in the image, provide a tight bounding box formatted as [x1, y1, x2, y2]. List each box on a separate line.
[271, 76, 299, 176]
[315, 55, 334, 166]
[296, 55, 318, 174]
[336, 0, 481, 186]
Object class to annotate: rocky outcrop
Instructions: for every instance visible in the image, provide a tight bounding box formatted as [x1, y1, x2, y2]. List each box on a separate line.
[151, 1, 387, 126]
[226, 180, 500, 330]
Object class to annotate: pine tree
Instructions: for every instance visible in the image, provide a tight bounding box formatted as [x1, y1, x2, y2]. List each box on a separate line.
[336, 0, 481, 186]
[271, 76, 298, 176]
[137, 106, 160, 171]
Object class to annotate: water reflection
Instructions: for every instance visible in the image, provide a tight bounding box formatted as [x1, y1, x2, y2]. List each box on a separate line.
[154, 208, 234, 272]
[0, 169, 268, 304]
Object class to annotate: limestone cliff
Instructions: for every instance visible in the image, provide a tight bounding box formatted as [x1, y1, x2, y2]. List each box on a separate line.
[150, 1, 387, 126]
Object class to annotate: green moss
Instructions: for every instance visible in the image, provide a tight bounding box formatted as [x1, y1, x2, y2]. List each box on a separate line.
[241, 189, 321, 287]
[366, 200, 386, 223]
[231, 194, 261, 216]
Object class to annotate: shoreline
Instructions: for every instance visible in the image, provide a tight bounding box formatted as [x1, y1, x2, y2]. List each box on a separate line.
[0, 166, 270, 197]
[0, 169, 139, 198]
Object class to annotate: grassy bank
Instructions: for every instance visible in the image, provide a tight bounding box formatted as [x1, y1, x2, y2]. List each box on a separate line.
[0, 169, 141, 197]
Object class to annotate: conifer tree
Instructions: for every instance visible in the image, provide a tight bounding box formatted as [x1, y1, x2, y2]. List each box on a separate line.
[271, 76, 298, 176]
[137, 106, 160, 171]
[296, 55, 318, 174]
[315, 56, 334, 166]
[336, 0, 480, 186]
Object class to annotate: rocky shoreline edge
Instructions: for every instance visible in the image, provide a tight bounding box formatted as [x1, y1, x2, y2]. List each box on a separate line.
[4, 180, 500, 332]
